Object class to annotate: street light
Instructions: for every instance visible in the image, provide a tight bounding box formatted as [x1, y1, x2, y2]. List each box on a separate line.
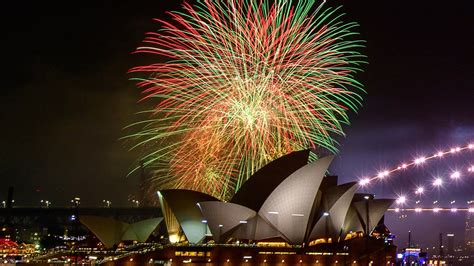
[131, 200, 140, 207]
[71, 197, 81, 207]
[40, 200, 51, 208]
[102, 200, 111, 208]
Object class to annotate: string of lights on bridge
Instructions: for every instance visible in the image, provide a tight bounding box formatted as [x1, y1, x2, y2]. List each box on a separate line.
[357, 142, 474, 210]
[387, 200, 474, 213]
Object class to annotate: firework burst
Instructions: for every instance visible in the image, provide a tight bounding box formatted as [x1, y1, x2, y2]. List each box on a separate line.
[128, 0, 366, 200]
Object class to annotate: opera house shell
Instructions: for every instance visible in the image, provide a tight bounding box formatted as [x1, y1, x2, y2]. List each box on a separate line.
[79, 216, 163, 249]
[158, 150, 394, 246]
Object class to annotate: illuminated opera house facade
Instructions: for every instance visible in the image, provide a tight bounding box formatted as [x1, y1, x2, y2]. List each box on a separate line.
[108, 150, 397, 265]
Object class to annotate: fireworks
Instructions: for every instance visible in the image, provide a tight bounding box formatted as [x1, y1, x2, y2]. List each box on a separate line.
[128, 0, 366, 199]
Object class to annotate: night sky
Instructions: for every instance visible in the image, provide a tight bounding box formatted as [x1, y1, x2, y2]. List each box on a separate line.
[1, 1, 473, 247]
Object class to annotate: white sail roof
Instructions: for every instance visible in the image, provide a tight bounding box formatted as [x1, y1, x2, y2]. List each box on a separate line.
[258, 156, 334, 244]
[80, 216, 162, 248]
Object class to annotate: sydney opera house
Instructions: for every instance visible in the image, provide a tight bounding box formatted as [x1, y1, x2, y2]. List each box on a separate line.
[92, 151, 396, 265]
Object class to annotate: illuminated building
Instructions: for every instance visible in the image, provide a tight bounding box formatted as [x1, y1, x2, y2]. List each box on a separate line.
[149, 151, 396, 265]
[465, 201, 474, 259]
[399, 247, 427, 265]
[446, 233, 454, 255]
[158, 152, 394, 246]
[0, 151, 396, 264]
[445, 233, 455, 265]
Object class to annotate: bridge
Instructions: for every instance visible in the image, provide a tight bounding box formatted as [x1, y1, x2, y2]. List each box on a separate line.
[0, 207, 162, 227]
[357, 141, 474, 210]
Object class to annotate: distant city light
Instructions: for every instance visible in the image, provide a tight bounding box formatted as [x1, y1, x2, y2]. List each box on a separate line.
[102, 200, 112, 208]
[433, 208, 440, 213]
[131, 199, 140, 207]
[415, 208, 422, 213]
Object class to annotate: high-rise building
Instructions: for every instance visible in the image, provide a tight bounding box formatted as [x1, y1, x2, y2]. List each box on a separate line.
[447, 233, 454, 256]
[446, 233, 455, 265]
[465, 201, 474, 258]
